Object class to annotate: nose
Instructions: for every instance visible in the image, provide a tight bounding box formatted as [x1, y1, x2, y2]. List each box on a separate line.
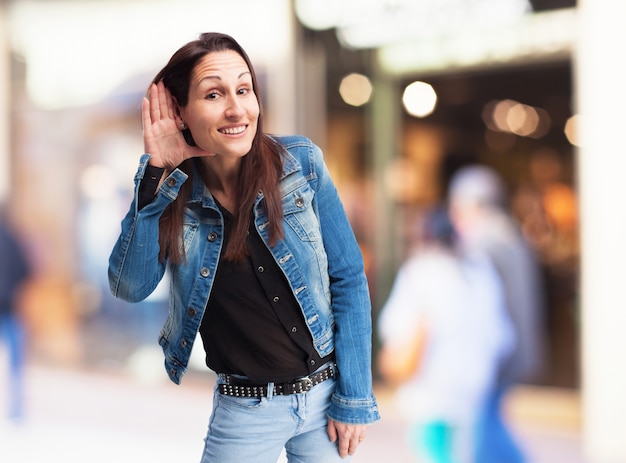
[225, 94, 244, 118]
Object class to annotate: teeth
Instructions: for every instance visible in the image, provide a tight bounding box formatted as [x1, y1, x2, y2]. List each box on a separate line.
[220, 126, 246, 135]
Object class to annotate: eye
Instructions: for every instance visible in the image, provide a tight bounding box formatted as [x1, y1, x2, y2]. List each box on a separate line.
[205, 91, 219, 100]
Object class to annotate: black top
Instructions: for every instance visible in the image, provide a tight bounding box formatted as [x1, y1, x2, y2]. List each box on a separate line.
[138, 165, 331, 383]
[199, 202, 331, 383]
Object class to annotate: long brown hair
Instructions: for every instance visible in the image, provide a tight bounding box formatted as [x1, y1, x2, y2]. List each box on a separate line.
[152, 32, 284, 263]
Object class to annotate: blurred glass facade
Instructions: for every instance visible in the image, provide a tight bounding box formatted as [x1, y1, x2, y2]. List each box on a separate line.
[1, 0, 579, 382]
[295, 2, 579, 390]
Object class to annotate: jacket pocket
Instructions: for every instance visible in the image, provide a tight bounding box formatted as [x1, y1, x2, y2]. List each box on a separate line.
[282, 185, 320, 242]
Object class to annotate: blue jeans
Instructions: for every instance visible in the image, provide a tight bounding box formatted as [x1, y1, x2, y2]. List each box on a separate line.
[0, 313, 25, 420]
[200, 367, 346, 463]
[474, 385, 526, 463]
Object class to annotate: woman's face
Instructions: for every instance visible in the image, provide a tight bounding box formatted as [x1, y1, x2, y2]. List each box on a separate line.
[178, 50, 259, 158]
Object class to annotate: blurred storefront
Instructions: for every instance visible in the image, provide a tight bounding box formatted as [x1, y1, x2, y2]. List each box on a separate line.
[295, 1, 626, 461]
[295, 0, 580, 389]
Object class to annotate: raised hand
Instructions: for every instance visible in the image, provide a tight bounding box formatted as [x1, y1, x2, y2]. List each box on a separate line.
[142, 81, 214, 170]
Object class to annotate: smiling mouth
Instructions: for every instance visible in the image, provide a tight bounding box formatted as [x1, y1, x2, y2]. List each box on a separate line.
[219, 125, 247, 135]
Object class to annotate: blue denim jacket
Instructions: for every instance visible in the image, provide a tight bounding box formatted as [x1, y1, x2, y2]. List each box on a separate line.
[108, 135, 380, 425]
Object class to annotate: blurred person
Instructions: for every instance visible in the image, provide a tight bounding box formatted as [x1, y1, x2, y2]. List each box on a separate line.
[448, 165, 545, 463]
[0, 207, 31, 422]
[377, 207, 514, 463]
[108, 32, 379, 462]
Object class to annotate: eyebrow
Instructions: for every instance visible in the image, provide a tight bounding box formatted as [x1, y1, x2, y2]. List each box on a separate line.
[195, 71, 252, 88]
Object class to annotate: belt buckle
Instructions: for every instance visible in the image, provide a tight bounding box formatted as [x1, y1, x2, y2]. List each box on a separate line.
[292, 376, 313, 394]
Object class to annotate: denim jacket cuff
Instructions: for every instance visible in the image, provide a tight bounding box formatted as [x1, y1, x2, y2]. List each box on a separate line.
[134, 155, 188, 211]
[328, 393, 381, 425]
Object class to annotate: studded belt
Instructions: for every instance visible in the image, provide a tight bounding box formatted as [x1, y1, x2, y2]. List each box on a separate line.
[218, 364, 336, 398]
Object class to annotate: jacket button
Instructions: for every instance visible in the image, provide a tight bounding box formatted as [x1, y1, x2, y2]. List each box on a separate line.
[166, 178, 177, 187]
[273, 296, 280, 303]
[200, 267, 210, 277]
[291, 326, 297, 333]
[310, 359, 316, 366]
[258, 266, 264, 273]
[181, 339, 188, 347]
[207, 232, 218, 242]
[187, 308, 197, 317]
[295, 197, 305, 207]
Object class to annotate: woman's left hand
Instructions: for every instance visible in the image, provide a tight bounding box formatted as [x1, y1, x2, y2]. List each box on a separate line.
[327, 420, 368, 458]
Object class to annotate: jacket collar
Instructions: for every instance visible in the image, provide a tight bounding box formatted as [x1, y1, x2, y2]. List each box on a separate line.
[185, 146, 302, 207]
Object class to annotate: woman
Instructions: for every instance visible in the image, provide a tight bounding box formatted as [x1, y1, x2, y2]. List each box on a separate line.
[108, 32, 379, 462]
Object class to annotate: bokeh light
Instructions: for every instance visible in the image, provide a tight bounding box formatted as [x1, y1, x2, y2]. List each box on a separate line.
[565, 114, 580, 146]
[402, 81, 437, 118]
[294, 0, 344, 30]
[339, 73, 373, 107]
[485, 98, 551, 139]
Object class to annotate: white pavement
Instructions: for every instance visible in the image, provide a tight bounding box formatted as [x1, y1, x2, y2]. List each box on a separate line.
[0, 362, 586, 463]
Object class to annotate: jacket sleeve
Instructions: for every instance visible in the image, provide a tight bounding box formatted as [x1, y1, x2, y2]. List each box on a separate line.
[108, 154, 187, 303]
[308, 142, 380, 425]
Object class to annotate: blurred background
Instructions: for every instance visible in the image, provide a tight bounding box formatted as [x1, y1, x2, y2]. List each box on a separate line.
[0, 0, 624, 462]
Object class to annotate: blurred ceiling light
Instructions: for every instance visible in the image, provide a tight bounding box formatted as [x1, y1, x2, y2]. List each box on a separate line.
[507, 103, 539, 137]
[530, 107, 551, 138]
[565, 114, 581, 146]
[378, 8, 575, 76]
[487, 99, 551, 139]
[482, 100, 500, 131]
[492, 99, 518, 132]
[335, 0, 531, 49]
[402, 81, 437, 118]
[294, 0, 345, 30]
[339, 73, 373, 107]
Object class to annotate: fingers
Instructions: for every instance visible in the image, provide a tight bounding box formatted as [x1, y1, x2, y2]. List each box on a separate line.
[327, 420, 338, 443]
[157, 81, 174, 120]
[146, 81, 175, 123]
[344, 431, 365, 458]
[141, 96, 151, 133]
[148, 83, 160, 124]
[328, 421, 368, 459]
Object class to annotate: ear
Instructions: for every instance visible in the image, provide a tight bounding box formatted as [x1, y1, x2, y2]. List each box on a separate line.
[172, 96, 185, 128]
